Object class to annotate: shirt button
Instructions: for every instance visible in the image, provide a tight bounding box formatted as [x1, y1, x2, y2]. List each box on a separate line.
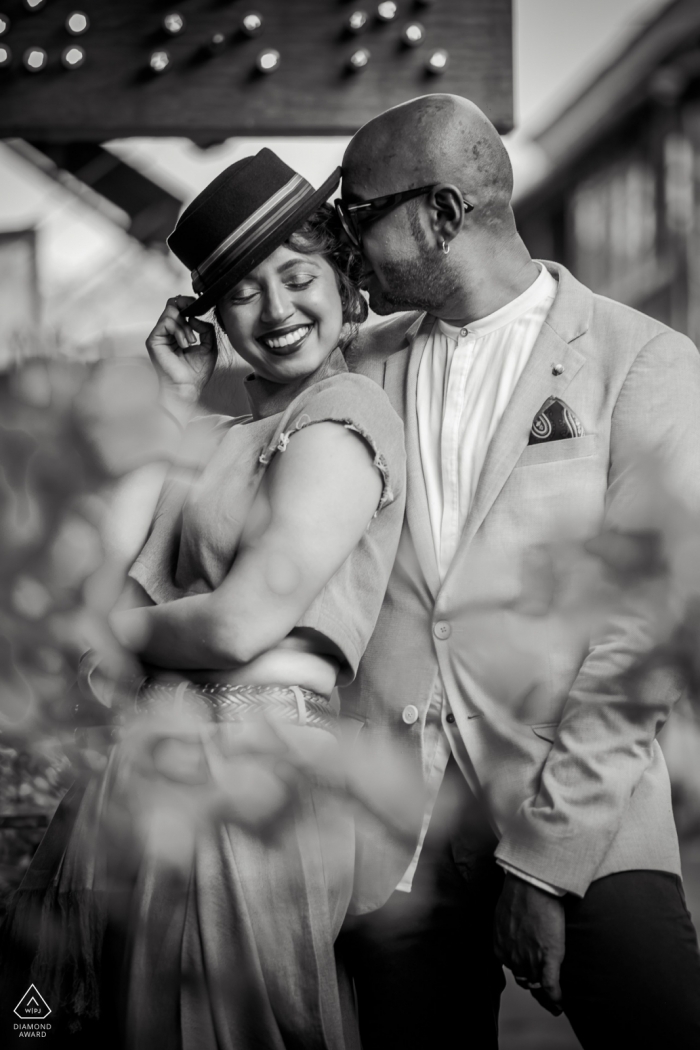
[402, 705, 419, 725]
[434, 620, 451, 640]
[446, 713, 456, 724]
[460, 328, 468, 338]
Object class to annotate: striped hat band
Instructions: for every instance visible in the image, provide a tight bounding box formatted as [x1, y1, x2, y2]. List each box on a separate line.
[191, 173, 313, 294]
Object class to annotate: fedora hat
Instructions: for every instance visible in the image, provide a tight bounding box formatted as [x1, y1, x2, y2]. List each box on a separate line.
[167, 148, 341, 318]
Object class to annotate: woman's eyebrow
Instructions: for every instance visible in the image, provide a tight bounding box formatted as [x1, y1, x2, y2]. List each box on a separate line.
[277, 258, 320, 275]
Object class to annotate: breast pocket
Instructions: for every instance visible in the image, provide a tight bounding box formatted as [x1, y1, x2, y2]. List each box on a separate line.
[515, 434, 598, 468]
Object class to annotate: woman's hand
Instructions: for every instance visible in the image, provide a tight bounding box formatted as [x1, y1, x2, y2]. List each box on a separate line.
[146, 295, 218, 411]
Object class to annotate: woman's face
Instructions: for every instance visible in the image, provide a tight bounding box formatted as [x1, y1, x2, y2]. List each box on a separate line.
[217, 245, 344, 383]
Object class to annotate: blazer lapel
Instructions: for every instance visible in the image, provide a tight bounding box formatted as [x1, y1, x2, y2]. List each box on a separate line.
[384, 314, 441, 598]
[441, 318, 586, 590]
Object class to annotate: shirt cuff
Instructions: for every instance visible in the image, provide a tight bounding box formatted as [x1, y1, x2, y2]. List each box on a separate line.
[497, 861, 567, 897]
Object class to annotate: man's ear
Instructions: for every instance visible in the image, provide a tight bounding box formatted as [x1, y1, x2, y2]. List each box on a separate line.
[427, 184, 467, 245]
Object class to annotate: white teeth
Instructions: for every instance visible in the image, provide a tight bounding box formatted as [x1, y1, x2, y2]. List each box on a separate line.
[262, 325, 311, 349]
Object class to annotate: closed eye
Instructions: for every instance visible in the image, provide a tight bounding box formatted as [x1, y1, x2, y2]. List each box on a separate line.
[227, 290, 259, 305]
[285, 275, 315, 290]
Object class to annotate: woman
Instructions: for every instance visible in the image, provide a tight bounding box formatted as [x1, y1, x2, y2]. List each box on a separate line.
[1, 149, 405, 1049]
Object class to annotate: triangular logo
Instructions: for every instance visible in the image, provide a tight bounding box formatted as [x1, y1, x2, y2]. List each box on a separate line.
[14, 983, 51, 1020]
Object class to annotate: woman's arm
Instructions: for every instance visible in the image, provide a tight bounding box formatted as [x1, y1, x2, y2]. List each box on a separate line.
[110, 422, 382, 668]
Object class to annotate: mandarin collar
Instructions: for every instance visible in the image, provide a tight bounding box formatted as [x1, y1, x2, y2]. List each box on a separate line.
[244, 345, 348, 421]
[437, 263, 557, 340]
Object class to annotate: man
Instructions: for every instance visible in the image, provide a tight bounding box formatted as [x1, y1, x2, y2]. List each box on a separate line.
[337, 93, 700, 1049]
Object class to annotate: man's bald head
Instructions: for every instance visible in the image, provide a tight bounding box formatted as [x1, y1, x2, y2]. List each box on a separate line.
[343, 94, 513, 225]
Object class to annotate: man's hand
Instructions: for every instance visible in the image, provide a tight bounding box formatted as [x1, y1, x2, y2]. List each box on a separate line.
[494, 873, 566, 1016]
[146, 295, 218, 416]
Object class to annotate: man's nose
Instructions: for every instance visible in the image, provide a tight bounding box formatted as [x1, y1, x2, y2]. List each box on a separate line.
[261, 283, 294, 326]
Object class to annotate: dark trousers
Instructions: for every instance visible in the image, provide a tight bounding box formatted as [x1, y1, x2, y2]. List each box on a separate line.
[339, 758, 700, 1050]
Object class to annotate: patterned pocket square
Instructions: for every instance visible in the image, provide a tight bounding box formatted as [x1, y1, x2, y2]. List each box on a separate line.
[529, 397, 584, 445]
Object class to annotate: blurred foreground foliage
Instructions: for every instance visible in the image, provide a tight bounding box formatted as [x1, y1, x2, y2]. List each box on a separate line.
[0, 356, 174, 911]
[3, 354, 700, 917]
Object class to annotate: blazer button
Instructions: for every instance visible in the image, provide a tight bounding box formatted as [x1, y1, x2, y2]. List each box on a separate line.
[434, 620, 451, 640]
[402, 705, 419, 725]
[446, 713, 455, 724]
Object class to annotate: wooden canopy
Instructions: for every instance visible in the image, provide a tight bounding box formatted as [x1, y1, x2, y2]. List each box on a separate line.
[0, 0, 513, 141]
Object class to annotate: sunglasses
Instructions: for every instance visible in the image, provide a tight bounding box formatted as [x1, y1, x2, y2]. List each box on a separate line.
[334, 184, 475, 249]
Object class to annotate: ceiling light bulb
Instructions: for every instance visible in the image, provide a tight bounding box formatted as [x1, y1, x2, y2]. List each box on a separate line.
[24, 46, 47, 71]
[208, 32, 227, 54]
[427, 48, 448, 73]
[377, 2, 397, 21]
[349, 47, 370, 71]
[23, 0, 47, 11]
[348, 11, 368, 33]
[163, 13, 185, 35]
[150, 50, 171, 73]
[402, 22, 425, 46]
[66, 11, 88, 35]
[242, 13, 263, 37]
[0, 43, 11, 67]
[256, 48, 280, 73]
[62, 44, 85, 68]
[0, 14, 10, 35]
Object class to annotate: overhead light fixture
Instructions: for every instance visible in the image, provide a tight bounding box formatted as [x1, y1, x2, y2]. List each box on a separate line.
[163, 13, 185, 35]
[427, 48, 448, 73]
[0, 13, 10, 35]
[208, 32, 227, 54]
[62, 44, 85, 68]
[348, 48, 370, 71]
[256, 48, 280, 73]
[24, 46, 48, 71]
[242, 13, 263, 37]
[0, 43, 11, 67]
[402, 22, 425, 47]
[66, 11, 89, 35]
[23, 0, 47, 10]
[149, 50, 171, 73]
[377, 2, 397, 21]
[347, 11, 368, 33]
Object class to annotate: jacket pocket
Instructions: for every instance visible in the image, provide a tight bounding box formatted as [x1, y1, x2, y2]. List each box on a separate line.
[530, 722, 558, 743]
[515, 433, 598, 468]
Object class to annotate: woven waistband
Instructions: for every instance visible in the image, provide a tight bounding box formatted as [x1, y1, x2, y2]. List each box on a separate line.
[135, 680, 337, 735]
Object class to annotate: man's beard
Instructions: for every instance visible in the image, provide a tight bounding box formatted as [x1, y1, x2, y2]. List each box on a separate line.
[367, 251, 460, 316]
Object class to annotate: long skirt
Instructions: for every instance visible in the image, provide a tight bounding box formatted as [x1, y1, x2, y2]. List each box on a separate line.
[0, 685, 357, 1050]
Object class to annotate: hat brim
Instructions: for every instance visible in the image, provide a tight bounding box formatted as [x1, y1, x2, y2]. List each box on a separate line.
[182, 167, 342, 318]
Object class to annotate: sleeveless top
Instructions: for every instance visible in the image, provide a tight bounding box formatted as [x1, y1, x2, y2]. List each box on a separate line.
[129, 347, 406, 685]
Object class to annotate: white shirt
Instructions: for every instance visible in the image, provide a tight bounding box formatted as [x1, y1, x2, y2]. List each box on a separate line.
[417, 263, 558, 580]
[397, 263, 563, 895]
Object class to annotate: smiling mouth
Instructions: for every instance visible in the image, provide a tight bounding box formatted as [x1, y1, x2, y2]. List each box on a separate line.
[259, 324, 313, 353]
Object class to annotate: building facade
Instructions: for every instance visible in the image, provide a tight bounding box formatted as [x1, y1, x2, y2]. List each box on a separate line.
[515, 0, 700, 345]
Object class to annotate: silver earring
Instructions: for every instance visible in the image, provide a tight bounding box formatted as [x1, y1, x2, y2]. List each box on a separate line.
[441, 239, 450, 255]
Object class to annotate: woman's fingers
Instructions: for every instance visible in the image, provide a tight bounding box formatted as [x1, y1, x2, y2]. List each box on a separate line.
[145, 295, 217, 402]
[188, 316, 217, 351]
[164, 297, 198, 345]
[148, 297, 196, 355]
[162, 315, 192, 350]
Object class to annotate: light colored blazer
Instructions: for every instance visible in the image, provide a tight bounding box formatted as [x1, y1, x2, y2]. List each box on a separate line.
[342, 261, 700, 913]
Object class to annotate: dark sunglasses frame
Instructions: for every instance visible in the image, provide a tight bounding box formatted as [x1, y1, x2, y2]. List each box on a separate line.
[334, 184, 475, 248]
